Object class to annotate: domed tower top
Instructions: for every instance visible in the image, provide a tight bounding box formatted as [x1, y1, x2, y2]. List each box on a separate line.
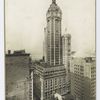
[46, 0, 62, 18]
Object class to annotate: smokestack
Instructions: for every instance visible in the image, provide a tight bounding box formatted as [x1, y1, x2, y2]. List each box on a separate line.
[8, 50, 11, 54]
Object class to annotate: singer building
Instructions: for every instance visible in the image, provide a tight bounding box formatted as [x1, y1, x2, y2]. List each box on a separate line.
[30, 0, 70, 100]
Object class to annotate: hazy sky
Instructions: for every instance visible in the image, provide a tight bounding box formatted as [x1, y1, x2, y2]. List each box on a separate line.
[5, 0, 95, 59]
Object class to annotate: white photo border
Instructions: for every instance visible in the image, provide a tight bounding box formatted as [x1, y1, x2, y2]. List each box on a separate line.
[0, 0, 99, 100]
[0, 0, 5, 99]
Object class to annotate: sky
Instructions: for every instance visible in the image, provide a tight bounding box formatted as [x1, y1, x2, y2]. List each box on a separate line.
[5, 0, 95, 59]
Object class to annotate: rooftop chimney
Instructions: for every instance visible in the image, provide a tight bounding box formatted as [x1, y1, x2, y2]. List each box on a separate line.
[8, 50, 11, 55]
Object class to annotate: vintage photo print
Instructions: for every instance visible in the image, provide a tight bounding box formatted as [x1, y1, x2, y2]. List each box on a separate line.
[5, 0, 96, 100]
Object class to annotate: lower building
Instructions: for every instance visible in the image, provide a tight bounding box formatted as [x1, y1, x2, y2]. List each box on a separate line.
[6, 79, 29, 100]
[70, 57, 96, 100]
[6, 50, 31, 100]
[30, 62, 68, 100]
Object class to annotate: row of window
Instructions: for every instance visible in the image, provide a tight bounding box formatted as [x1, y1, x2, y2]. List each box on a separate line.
[45, 88, 66, 99]
[45, 77, 66, 89]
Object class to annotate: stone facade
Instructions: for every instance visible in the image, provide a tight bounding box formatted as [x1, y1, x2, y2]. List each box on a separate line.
[6, 50, 31, 100]
[30, 63, 67, 100]
[70, 57, 96, 100]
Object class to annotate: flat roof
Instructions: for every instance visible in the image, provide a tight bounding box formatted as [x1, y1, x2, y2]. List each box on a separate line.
[6, 53, 30, 57]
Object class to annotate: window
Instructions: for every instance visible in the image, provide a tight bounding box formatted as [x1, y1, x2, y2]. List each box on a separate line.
[55, 78, 57, 85]
[48, 19, 49, 22]
[68, 42, 71, 45]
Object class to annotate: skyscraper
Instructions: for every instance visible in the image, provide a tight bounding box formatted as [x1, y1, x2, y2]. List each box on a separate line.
[62, 34, 71, 93]
[45, 0, 62, 66]
[30, 0, 68, 100]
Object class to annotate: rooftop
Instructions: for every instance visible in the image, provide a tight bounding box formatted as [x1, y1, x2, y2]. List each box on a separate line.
[6, 50, 30, 56]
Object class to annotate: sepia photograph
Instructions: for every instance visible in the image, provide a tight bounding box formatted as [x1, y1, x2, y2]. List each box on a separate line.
[5, 0, 96, 100]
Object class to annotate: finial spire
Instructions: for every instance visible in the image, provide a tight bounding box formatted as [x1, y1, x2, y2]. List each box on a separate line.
[52, 0, 56, 4]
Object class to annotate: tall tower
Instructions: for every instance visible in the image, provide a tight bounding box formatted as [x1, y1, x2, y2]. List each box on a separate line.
[31, 1, 68, 100]
[46, 0, 62, 66]
[62, 33, 71, 93]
